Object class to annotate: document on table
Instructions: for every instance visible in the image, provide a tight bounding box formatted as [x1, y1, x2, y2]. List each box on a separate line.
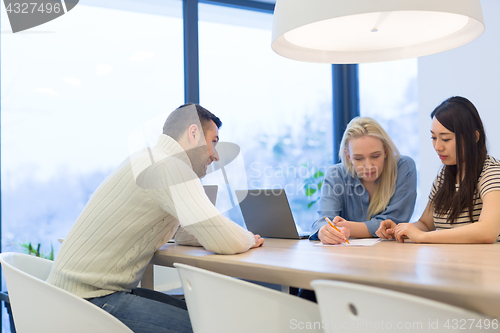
[314, 238, 381, 246]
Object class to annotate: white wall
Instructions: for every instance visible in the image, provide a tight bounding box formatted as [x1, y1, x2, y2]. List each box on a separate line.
[417, 0, 500, 210]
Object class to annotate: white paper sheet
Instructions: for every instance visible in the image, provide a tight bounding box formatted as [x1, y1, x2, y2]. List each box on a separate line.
[314, 238, 381, 247]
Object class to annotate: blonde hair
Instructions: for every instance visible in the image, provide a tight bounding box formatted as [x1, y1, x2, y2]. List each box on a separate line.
[339, 117, 400, 219]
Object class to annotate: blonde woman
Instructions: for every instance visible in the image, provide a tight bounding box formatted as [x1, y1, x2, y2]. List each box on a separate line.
[310, 117, 417, 244]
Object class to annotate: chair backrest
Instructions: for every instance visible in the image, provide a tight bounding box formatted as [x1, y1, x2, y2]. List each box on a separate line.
[0, 252, 133, 333]
[311, 279, 490, 333]
[174, 263, 322, 333]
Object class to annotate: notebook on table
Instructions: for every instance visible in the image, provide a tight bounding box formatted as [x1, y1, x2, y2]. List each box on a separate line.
[235, 189, 309, 239]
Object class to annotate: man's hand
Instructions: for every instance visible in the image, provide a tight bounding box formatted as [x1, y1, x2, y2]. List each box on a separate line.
[394, 223, 425, 243]
[376, 219, 397, 239]
[251, 233, 264, 248]
[318, 216, 350, 245]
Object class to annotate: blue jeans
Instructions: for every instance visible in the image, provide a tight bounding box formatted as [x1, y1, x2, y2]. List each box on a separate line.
[87, 288, 193, 333]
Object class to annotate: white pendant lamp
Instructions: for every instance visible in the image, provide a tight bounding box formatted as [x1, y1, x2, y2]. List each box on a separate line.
[271, 0, 485, 64]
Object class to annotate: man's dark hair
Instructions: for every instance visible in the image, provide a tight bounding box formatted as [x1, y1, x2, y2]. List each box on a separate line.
[163, 103, 222, 140]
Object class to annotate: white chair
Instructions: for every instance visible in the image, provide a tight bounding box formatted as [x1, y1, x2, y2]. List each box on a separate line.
[153, 265, 183, 294]
[174, 263, 323, 333]
[311, 279, 490, 333]
[0, 252, 133, 333]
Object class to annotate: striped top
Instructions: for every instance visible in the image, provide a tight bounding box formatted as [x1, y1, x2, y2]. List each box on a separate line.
[429, 155, 500, 240]
[47, 135, 255, 299]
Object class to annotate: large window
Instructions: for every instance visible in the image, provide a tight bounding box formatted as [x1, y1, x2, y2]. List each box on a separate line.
[1, 3, 183, 331]
[198, 4, 332, 233]
[359, 59, 420, 219]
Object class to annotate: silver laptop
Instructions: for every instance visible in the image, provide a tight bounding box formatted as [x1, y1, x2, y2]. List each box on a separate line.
[203, 185, 218, 205]
[235, 189, 309, 239]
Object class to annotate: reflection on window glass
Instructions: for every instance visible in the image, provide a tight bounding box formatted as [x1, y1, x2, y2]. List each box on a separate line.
[1, 3, 183, 330]
[198, 4, 333, 233]
[359, 59, 420, 219]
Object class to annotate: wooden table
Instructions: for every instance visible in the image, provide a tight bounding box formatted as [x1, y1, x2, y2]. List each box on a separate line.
[143, 239, 500, 318]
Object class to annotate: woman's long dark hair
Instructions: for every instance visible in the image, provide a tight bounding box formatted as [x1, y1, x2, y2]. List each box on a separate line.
[431, 96, 487, 224]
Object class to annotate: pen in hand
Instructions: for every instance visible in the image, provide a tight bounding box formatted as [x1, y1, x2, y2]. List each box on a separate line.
[324, 217, 350, 244]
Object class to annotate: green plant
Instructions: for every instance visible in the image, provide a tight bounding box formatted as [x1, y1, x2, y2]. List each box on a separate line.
[19, 241, 54, 261]
[301, 160, 325, 209]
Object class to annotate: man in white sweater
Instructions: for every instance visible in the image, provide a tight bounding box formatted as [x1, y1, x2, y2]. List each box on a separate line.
[47, 103, 264, 333]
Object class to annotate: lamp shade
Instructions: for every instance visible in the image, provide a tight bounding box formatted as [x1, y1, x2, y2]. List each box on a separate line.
[271, 0, 485, 63]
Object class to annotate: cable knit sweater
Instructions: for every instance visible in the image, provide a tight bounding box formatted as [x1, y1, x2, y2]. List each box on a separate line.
[47, 135, 255, 298]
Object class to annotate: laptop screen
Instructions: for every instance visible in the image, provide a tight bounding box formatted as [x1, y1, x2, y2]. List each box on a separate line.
[235, 189, 308, 239]
[203, 185, 218, 205]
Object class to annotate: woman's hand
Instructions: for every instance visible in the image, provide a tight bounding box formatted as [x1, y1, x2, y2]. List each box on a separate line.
[319, 216, 350, 244]
[394, 223, 426, 243]
[376, 219, 397, 239]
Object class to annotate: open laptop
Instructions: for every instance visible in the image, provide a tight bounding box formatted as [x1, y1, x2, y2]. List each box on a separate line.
[203, 185, 218, 205]
[235, 189, 309, 239]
